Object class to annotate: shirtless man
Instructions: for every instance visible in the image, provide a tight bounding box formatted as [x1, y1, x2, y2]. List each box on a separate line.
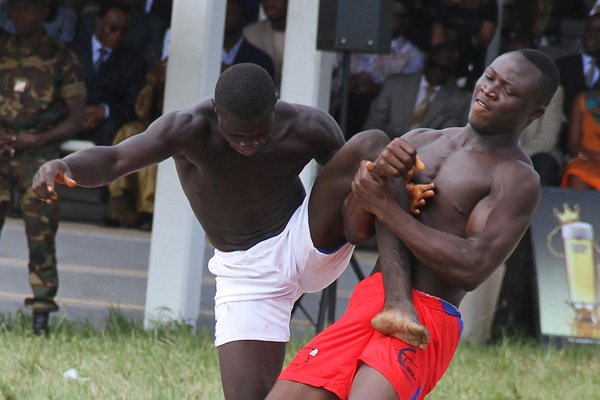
[265, 49, 558, 400]
[30, 63, 421, 400]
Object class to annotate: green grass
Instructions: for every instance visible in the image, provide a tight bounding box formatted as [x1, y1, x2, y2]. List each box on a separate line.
[0, 310, 598, 399]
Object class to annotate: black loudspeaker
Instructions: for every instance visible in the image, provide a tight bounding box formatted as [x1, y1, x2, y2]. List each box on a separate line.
[317, 0, 393, 54]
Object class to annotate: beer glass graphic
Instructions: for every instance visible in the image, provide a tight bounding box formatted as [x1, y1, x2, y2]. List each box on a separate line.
[550, 204, 599, 322]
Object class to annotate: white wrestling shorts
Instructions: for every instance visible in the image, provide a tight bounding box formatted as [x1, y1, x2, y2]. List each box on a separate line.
[209, 192, 355, 347]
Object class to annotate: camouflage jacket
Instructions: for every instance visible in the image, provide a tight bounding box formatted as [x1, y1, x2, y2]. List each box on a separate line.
[0, 32, 86, 159]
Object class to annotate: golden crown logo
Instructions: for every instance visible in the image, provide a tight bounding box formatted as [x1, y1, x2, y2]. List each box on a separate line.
[553, 203, 581, 226]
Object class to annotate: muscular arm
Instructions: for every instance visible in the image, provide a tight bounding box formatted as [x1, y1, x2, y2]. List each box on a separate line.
[357, 161, 541, 292]
[12, 96, 85, 154]
[33, 109, 196, 200]
[301, 105, 346, 166]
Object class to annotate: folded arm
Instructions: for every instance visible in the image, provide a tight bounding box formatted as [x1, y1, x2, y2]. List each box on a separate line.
[360, 163, 540, 292]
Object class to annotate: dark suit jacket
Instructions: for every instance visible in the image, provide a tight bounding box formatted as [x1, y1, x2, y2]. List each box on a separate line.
[233, 39, 275, 82]
[233, 39, 275, 80]
[364, 72, 470, 138]
[72, 10, 167, 69]
[555, 53, 586, 119]
[70, 38, 146, 125]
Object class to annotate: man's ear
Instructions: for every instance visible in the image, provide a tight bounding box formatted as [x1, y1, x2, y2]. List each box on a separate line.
[529, 107, 546, 123]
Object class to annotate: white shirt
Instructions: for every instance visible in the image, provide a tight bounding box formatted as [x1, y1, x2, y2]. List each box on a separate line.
[92, 35, 113, 64]
[91, 35, 113, 118]
[582, 52, 598, 88]
[222, 37, 244, 66]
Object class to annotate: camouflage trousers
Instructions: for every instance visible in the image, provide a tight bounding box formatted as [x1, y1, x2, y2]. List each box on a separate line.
[0, 156, 60, 313]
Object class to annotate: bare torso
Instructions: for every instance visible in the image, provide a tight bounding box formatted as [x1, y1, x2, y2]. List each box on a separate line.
[156, 99, 344, 251]
[402, 126, 537, 306]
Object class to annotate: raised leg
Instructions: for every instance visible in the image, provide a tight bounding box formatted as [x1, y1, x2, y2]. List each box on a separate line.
[308, 129, 390, 251]
[266, 380, 341, 400]
[348, 364, 398, 400]
[218, 340, 286, 400]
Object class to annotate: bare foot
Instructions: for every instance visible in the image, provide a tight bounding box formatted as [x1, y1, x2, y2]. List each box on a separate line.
[372, 309, 430, 349]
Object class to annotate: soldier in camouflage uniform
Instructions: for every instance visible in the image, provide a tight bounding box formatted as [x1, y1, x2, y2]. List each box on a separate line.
[0, 0, 86, 335]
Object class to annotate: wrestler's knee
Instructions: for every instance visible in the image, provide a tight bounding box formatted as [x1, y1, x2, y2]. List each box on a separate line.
[346, 129, 390, 160]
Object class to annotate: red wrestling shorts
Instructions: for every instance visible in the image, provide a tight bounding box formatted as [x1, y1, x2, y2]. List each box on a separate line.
[278, 273, 463, 400]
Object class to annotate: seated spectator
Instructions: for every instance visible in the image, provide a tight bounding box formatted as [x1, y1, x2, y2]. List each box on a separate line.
[560, 84, 600, 190]
[431, 0, 499, 90]
[69, 1, 146, 146]
[0, 0, 78, 43]
[105, 0, 277, 230]
[243, 0, 288, 91]
[364, 43, 469, 138]
[555, 13, 600, 154]
[104, 59, 165, 230]
[333, 0, 424, 138]
[73, 0, 166, 70]
[222, 0, 275, 79]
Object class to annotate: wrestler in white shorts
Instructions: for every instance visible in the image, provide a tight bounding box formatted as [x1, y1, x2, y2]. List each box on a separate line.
[208, 192, 355, 347]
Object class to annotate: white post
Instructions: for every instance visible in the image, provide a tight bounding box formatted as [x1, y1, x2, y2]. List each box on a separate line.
[279, 0, 335, 187]
[144, 0, 225, 328]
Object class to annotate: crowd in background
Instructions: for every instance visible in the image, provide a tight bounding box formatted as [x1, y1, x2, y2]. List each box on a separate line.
[2, 0, 600, 336]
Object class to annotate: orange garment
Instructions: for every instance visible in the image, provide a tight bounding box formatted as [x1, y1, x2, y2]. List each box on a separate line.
[561, 92, 600, 189]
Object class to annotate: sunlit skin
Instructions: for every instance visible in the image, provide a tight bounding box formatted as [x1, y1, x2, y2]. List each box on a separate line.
[267, 51, 547, 399]
[469, 53, 546, 137]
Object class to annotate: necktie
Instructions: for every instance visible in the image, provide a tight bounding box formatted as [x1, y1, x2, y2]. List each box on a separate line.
[94, 48, 108, 73]
[409, 85, 436, 130]
[586, 58, 597, 88]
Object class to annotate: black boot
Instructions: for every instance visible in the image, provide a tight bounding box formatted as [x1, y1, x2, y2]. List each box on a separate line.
[32, 311, 50, 337]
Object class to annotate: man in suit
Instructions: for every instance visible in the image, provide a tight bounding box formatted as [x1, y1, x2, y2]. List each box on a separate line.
[555, 13, 600, 153]
[364, 43, 470, 139]
[70, 1, 146, 146]
[222, 0, 275, 80]
[72, 0, 167, 71]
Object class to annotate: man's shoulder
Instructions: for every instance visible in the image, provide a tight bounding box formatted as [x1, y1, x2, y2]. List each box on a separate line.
[494, 154, 540, 198]
[403, 126, 449, 145]
[176, 99, 215, 124]
[276, 101, 329, 124]
[274, 101, 343, 144]
[153, 100, 214, 141]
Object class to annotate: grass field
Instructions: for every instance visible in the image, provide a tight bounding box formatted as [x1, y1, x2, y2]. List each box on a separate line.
[0, 310, 599, 400]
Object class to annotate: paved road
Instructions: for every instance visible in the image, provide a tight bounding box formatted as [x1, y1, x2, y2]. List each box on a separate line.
[0, 217, 377, 336]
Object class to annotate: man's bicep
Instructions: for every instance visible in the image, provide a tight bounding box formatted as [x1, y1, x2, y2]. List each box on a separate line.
[466, 176, 540, 275]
